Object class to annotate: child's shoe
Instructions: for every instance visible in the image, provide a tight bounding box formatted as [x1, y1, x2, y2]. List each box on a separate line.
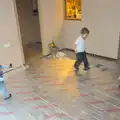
[73, 67, 79, 71]
[4, 94, 12, 100]
[83, 67, 90, 72]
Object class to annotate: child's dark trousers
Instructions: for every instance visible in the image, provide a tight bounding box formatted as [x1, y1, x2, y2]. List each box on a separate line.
[74, 52, 89, 70]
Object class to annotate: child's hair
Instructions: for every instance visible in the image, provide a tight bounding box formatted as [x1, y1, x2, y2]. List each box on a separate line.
[81, 27, 90, 34]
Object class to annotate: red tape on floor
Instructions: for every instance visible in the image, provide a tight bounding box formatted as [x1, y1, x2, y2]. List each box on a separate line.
[9, 80, 25, 83]
[0, 104, 7, 106]
[105, 108, 120, 113]
[16, 92, 33, 94]
[0, 112, 14, 116]
[40, 80, 52, 83]
[85, 100, 105, 104]
[45, 113, 67, 120]
[12, 86, 26, 88]
[80, 93, 89, 97]
[106, 88, 120, 91]
[24, 97, 41, 101]
[33, 104, 58, 109]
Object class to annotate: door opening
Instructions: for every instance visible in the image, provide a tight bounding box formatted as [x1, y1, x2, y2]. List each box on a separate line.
[15, 0, 42, 64]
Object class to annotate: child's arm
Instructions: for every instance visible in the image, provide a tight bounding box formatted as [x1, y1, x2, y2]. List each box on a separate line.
[74, 40, 78, 53]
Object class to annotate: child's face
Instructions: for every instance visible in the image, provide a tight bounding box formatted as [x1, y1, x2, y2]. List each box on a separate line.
[82, 33, 89, 40]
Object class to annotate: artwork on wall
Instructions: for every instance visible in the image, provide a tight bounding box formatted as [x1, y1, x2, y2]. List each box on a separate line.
[65, 0, 81, 20]
[32, 0, 38, 16]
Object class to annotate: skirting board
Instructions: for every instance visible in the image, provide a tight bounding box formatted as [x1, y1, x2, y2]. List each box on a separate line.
[65, 48, 117, 61]
[40, 47, 117, 61]
[40, 48, 66, 59]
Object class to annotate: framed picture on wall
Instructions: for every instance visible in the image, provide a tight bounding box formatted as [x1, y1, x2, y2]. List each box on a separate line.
[64, 0, 81, 20]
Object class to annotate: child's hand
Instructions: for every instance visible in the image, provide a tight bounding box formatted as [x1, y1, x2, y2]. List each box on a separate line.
[9, 63, 12, 68]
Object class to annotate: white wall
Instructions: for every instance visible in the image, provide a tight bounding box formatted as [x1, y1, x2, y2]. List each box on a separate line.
[0, 0, 24, 67]
[16, 0, 41, 45]
[61, 0, 120, 59]
[37, 0, 64, 55]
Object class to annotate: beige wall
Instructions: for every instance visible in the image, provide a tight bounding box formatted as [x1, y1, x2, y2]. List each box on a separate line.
[61, 0, 120, 59]
[0, 0, 64, 68]
[37, 0, 64, 55]
[0, 0, 24, 67]
[15, 0, 41, 45]
[1, 0, 120, 69]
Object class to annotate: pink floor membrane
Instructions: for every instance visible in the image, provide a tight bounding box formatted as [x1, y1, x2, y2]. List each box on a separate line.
[1, 54, 120, 120]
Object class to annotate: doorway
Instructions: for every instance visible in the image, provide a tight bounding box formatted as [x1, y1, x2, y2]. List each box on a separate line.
[15, 0, 42, 63]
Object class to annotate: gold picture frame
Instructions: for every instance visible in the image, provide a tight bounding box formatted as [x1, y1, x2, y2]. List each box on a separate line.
[64, 0, 81, 20]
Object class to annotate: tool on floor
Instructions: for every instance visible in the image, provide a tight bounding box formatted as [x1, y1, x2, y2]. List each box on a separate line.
[40, 41, 66, 59]
[48, 41, 59, 58]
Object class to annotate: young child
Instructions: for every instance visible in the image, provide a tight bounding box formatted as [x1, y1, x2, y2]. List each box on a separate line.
[0, 64, 12, 100]
[74, 27, 90, 71]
